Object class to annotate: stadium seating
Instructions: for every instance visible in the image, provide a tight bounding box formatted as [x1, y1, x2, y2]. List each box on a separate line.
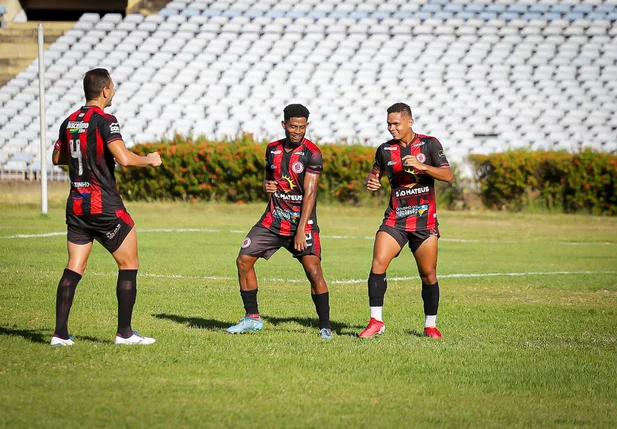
[1, 0, 616, 178]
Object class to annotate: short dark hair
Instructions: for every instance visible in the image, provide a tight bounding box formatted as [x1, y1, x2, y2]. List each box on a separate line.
[283, 104, 310, 121]
[387, 102, 412, 118]
[83, 68, 112, 101]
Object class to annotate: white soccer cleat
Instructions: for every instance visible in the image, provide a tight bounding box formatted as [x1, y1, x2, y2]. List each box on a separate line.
[50, 335, 75, 347]
[115, 331, 156, 345]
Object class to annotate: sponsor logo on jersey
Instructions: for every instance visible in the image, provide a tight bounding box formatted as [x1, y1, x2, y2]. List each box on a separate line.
[438, 149, 446, 158]
[291, 161, 304, 174]
[387, 161, 397, 166]
[274, 191, 303, 202]
[394, 186, 430, 198]
[395, 205, 418, 218]
[241, 237, 251, 248]
[416, 153, 426, 163]
[417, 204, 429, 215]
[270, 150, 282, 154]
[109, 122, 121, 134]
[384, 146, 398, 151]
[71, 181, 91, 188]
[281, 175, 296, 192]
[412, 141, 426, 147]
[270, 164, 276, 169]
[273, 207, 300, 224]
[295, 152, 305, 155]
[68, 121, 89, 134]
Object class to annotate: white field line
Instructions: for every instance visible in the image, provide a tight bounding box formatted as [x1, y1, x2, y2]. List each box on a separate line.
[2, 228, 616, 246]
[84, 270, 616, 285]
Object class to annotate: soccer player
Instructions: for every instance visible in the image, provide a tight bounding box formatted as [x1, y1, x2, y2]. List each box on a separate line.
[227, 104, 332, 339]
[358, 102, 453, 339]
[50, 68, 162, 346]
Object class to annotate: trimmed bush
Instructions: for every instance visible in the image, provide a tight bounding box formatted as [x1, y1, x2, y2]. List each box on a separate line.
[469, 150, 617, 215]
[117, 135, 465, 208]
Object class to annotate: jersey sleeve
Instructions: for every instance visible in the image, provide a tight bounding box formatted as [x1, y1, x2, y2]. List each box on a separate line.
[100, 115, 123, 144]
[428, 138, 450, 167]
[54, 119, 69, 152]
[305, 146, 323, 174]
[372, 146, 384, 173]
[264, 146, 275, 179]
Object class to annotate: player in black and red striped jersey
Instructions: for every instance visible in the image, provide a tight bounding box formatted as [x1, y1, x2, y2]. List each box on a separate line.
[50, 68, 162, 347]
[227, 104, 332, 339]
[358, 103, 453, 339]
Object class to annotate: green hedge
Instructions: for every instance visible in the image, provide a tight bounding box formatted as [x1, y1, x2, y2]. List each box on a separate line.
[469, 150, 617, 214]
[117, 135, 463, 207]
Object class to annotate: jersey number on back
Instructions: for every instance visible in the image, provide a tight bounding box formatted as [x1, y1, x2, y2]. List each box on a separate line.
[69, 139, 83, 175]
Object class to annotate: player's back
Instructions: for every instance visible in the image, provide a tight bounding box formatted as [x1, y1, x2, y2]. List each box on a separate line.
[57, 105, 125, 217]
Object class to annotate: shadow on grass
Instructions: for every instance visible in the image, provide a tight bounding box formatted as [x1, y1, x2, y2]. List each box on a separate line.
[0, 326, 103, 344]
[152, 313, 364, 336]
[262, 316, 363, 336]
[152, 313, 230, 330]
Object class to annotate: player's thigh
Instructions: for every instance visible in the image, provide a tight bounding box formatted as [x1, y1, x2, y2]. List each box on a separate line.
[66, 241, 94, 275]
[372, 230, 403, 272]
[239, 225, 283, 260]
[111, 227, 139, 270]
[413, 235, 439, 279]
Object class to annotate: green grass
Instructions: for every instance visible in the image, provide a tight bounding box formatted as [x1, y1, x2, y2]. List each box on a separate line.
[1, 184, 617, 428]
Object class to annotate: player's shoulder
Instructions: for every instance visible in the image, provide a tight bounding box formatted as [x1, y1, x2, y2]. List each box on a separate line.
[417, 133, 441, 146]
[377, 139, 399, 151]
[301, 138, 321, 154]
[267, 139, 284, 149]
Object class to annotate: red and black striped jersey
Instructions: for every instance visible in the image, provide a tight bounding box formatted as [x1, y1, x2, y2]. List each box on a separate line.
[258, 138, 323, 236]
[373, 134, 450, 232]
[54, 105, 125, 217]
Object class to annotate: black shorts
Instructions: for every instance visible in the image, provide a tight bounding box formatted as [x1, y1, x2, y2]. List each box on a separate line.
[378, 224, 440, 254]
[66, 209, 135, 254]
[239, 225, 322, 260]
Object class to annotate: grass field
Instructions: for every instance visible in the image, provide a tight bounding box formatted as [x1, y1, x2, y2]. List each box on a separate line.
[1, 183, 617, 428]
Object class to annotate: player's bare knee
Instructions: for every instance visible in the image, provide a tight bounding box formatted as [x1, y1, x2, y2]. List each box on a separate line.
[421, 273, 437, 284]
[236, 255, 253, 272]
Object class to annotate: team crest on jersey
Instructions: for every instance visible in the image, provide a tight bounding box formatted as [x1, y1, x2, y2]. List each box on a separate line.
[241, 237, 251, 248]
[416, 153, 426, 163]
[291, 162, 304, 173]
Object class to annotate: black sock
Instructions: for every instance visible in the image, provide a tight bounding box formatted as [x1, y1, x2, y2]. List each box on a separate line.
[368, 271, 387, 306]
[311, 292, 331, 329]
[117, 269, 138, 338]
[241, 289, 259, 315]
[54, 268, 82, 339]
[422, 282, 440, 316]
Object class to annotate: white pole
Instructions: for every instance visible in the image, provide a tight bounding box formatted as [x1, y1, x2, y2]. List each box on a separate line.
[38, 23, 48, 215]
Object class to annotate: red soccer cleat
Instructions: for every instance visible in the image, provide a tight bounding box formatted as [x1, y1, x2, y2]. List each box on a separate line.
[423, 326, 443, 339]
[358, 318, 385, 338]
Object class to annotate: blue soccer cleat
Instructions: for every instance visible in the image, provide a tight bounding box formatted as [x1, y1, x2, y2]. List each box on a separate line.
[227, 316, 264, 334]
[319, 328, 333, 340]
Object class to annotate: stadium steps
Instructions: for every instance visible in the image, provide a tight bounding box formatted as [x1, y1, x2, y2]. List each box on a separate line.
[0, 21, 74, 86]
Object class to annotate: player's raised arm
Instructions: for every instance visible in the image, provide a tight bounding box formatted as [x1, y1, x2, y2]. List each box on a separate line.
[107, 140, 161, 167]
[294, 171, 319, 252]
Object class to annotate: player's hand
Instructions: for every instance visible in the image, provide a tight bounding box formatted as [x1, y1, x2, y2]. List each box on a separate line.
[264, 180, 277, 194]
[146, 152, 162, 167]
[294, 230, 307, 252]
[366, 175, 382, 191]
[402, 155, 427, 171]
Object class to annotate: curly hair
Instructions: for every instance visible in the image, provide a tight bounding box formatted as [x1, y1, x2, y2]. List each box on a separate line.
[283, 104, 310, 121]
